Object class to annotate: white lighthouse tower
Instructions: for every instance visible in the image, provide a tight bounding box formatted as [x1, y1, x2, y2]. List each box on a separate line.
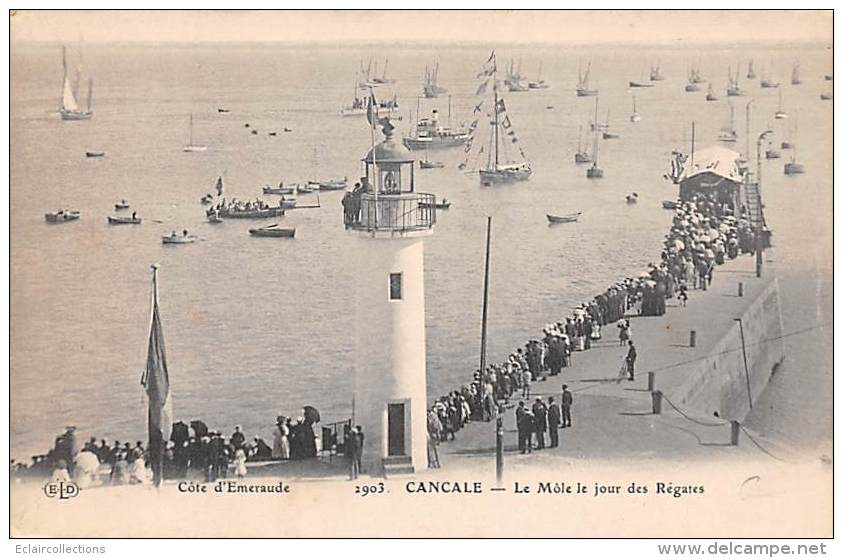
[344, 116, 436, 477]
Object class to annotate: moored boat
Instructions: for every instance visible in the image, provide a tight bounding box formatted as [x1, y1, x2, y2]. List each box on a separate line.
[419, 198, 451, 210]
[308, 177, 348, 190]
[45, 210, 80, 223]
[213, 206, 286, 219]
[576, 60, 598, 96]
[59, 45, 93, 121]
[403, 98, 469, 150]
[296, 183, 317, 194]
[207, 213, 224, 224]
[626, 193, 639, 204]
[546, 212, 581, 224]
[114, 200, 130, 210]
[419, 159, 445, 169]
[183, 113, 207, 152]
[662, 200, 679, 209]
[249, 224, 296, 238]
[85, 151, 105, 158]
[765, 149, 781, 159]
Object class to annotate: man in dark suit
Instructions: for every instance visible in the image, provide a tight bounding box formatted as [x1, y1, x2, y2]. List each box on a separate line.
[515, 401, 527, 454]
[626, 340, 637, 381]
[532, 398, 548, 449]
[547, 397, 561, 448]
[561, 385, 573, 428]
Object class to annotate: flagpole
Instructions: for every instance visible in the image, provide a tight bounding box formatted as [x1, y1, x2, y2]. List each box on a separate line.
[148, 263, 166, 487]
[369, 87, 379, 230]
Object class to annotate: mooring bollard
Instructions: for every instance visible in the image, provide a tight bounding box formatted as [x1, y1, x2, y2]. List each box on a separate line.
[731, 420, 740, 446]
[738, 282, 744, 297]
[647, 372, 656, 392]
[652, 390, 663, 415]
[689, 330, 697, 347]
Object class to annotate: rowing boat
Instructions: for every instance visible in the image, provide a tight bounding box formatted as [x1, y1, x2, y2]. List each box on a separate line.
[546, 212, 581, 224]
[108, 215, 142, 225]
[263, 186, 295, 195]
[661, 200, 679, 209]
[162, 234, 197, 245]
[213, 207, 286, 219]
[249, 224, 296, 238]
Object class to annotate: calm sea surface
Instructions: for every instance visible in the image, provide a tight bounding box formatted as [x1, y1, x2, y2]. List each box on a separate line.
[11, 41, 832, 460]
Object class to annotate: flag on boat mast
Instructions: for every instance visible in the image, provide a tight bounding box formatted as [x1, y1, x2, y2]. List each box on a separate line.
[141, 263, 172, 486]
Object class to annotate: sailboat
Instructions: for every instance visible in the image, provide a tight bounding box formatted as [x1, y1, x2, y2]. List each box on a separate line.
[59, 46, 92, 121]
[589, 96, 607, 133]
[685, 66, 702, 92]
[629, 96, 641, 123]
[422, 63, 448, 98]
[629, 66, 654, 88]
[505, 58, 529, 92]
[182, 114, 207, 152]
[341, 76, 368, 116]
[747, 60, 757, 79]
[791, 60, 801, 85]
[705, 82, 719, 101]
[469, 52, 532, 185]
[774, 89, 788, 119]
[528, 61, 549, 89]
[717, 102, 738, 143]
[726, 65, 744, 96]
[760, 63, 780, 88]
[784, 146, 805, 175]
[576, 61, 598, 96]
[574, 125, 592, 164]
[781, 113, 796, 149]
[586, 129, 603, 179]
[367, 59, 396, 85]
[649, 61, 665, 81]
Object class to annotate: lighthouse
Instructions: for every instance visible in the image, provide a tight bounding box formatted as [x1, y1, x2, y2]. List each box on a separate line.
[344, 116, 436, 477]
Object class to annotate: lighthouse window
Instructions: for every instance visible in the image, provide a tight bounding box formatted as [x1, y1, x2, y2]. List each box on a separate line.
[389, 273, 402, 300]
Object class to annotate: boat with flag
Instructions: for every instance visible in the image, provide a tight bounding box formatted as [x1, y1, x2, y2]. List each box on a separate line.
[576, 60, 598, 96]
[461, 51, 532, 185]
[403, 99, 469, 150]
[59, 45, 93, 121]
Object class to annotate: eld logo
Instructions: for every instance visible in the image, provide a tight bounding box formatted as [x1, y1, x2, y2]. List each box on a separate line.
[43, 481, 80, 500]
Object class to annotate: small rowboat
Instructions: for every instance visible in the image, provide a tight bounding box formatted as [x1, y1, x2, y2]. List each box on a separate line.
[602, 131, 620, 140]
[420, 159, 445, 169]
[308, 177, 348, 190]
[263, 186, 295, 195]
[45, 210, 80, 223]
[249, 224, 295, 238]
[85, 151, 105, 158]
[662, 200, 679, 210]
[629, 81, 654, 88]
[296, 184, 317, 194]
[115, 201, 130, 210]
[162, 234, 197, 245]
[626, 193, 639, 204]
[546, 212, 581, 224]
[217, 108, 230, 113]
[207, 214, 224, 224]
[108, 215, 142, 225]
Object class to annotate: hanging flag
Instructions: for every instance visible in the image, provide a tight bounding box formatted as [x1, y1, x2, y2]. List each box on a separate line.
[473, 101, 484, 114]
[141, 265, 172, 486]
[475, 79, 489, 96]
[468, 119, 479, 133]
[501, 115, 512, 129]
[215, 176, 223, 195]
[511, 137, 519, 144]
[507, 130, 516, 137]
[478, 145, 485, 155]
[496, 98, 507, 114]
[486, 50, 496, 64]
[366, 90, 379, 127]
[458, 162, 467, 170]
[464, 136, 474, 153]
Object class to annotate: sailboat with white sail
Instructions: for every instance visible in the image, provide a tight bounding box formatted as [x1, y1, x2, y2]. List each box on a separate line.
[182, 114, 207, 152]
[59, 45, 92, 121]
[505, 58, 529, 92]
[726, 65, 744, 96]
[576, 61, 598, 96]
[462, 52, 532, 185]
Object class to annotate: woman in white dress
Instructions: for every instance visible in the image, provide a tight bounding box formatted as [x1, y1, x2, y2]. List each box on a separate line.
[233, 448, 247, 479]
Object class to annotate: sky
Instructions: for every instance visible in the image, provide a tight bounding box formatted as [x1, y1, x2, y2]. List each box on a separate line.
[9, 10, 833, 45]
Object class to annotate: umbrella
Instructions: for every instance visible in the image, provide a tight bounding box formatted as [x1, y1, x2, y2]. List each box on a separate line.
[303, 405, 321, 425]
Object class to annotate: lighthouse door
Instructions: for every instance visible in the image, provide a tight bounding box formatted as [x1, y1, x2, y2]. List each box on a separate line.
[387, 403, 406, 456]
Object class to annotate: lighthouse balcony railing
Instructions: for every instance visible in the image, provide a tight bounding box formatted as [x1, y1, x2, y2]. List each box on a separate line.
[345, 192, 436, 233]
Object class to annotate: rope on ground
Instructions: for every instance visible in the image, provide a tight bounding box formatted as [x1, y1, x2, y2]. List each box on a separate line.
[660, 393, 730, 428]
[739, 424, 785, 462]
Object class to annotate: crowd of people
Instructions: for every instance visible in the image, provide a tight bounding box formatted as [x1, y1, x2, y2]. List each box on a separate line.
[423, 192, 758, 463]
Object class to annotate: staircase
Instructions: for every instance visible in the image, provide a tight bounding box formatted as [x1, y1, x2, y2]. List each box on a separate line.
[742, 181, 763, 229]
[382, 455, 414, 477]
